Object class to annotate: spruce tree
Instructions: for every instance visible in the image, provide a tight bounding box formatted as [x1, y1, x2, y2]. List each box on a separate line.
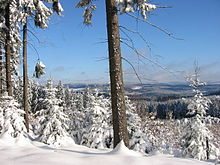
[125, 96, 150, 153]
[76, 0, 161, 147]
[0, 93, 27, 140]
[182, 65, 218, 160]
[36, 79, 74, 147]
[55, 80, 65, 106]
[80, 89, 113, 148]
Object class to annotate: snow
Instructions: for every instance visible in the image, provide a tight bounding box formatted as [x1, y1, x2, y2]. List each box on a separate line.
[131, 86, 142, 90]
[0, 138, 214, 165]
[0, 133, 31, 147]
[109, 141, 141, 156]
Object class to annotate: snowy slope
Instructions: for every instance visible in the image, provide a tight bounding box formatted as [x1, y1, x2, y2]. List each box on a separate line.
[0, 139, 215, 165]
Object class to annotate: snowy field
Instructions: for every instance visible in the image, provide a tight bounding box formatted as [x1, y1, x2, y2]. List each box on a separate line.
[0, 138, 215, 165]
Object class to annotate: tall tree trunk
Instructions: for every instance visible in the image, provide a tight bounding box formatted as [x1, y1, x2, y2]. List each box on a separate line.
[206, 137, 210, 160]
[105, 0, 129, 148]
[5, 3, 12, 96]
[23, 15, 29, 132]
[0, 44, 3, 96]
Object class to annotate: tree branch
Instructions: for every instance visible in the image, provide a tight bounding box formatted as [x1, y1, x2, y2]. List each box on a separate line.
[126, 13, 183, 40]
[120, 25, 152, 52]
[121, 56, 142, 84]
[27, 29, 42, 44]
[121, 39, 175, 76]
[28, 41, 41, 61]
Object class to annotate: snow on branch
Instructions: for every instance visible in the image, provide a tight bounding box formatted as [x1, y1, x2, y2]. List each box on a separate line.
[33, 61, 46, 79]
[76, 0, 96, 25]
[115, 0, 157, 19]
[76, 0, 163, 25]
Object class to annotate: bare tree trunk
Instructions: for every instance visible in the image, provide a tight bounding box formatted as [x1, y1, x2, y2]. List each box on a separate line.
[23, 15, 29, 132]
[0, 44, 3, 96]
[206, 137, 210, 160]
[105, 0, 129, 148]
[5, 3, 12, 96]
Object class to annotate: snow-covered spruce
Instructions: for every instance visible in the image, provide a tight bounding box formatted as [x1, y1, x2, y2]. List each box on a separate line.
[63, 87, 79, 110]
[65, 89, 85, 144]
[13, 76, 24, 105]
[125, 96, 153, 153]
[55, 80, 65, 106]
[0, 0, 64, 97]
[66, 105, 85, 144]
[182, 67, 219, 160]
[78, 89, 152, 152]
[80, 89, 113, 149]
[29, 80, 46, 115]
[38, 0, 64, 25]
[182, 116, 218, 160]
[0, 0, 22, 85]
[36, 79, 74, 147]
[0, 0, 64, 76]
[0, 93, 27, 141]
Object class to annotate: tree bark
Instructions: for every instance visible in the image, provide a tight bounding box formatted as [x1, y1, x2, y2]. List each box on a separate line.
[5, 3, 12, 96]
[105, 0, 129, 148]
[0, 44, 3, 96]
[23, 15, 29, 132]
[206, 137, 209, 160]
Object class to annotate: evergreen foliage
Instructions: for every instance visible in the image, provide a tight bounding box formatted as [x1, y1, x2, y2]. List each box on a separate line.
[0, 93, 27, 139]
[76, 0, 157, 24]
[125, 96, 151, 153]
[55, 80, 65, 106]
[36, 79, 74, 147]
[181, 66, 218, 160]
[80, 89, 113, 149]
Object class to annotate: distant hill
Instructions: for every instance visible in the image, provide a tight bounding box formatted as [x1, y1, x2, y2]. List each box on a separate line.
[65, 83, 220, 101]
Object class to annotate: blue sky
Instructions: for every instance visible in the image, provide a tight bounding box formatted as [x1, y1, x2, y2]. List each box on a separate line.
[26, 0, 220, 84]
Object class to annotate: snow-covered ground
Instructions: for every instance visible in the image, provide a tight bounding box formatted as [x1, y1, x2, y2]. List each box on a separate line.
[0, 138, 215, 165]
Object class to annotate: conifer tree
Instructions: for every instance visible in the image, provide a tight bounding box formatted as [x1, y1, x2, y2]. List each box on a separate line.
[13, 77, 23, 105]
[55, 80, 65, 106]
[0, 44, 4, 95]
[182, 65, 218, 160]
[125, 96, 150, 153]
[0, 93, 27, 140]
[80, 91, 113, 148]
[36, 79, 74, 146]
[29, 80, 42, 114]
[63, 87, 74, 110]
[22, 14, 29, 131]
[22, 0, 64, 131]
[76, 0, 160, 147]
[4, 2, 12, 96]
[75, 92, 84, 111]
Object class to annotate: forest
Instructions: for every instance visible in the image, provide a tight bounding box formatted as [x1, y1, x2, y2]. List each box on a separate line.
[0, 0, 219, 165]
